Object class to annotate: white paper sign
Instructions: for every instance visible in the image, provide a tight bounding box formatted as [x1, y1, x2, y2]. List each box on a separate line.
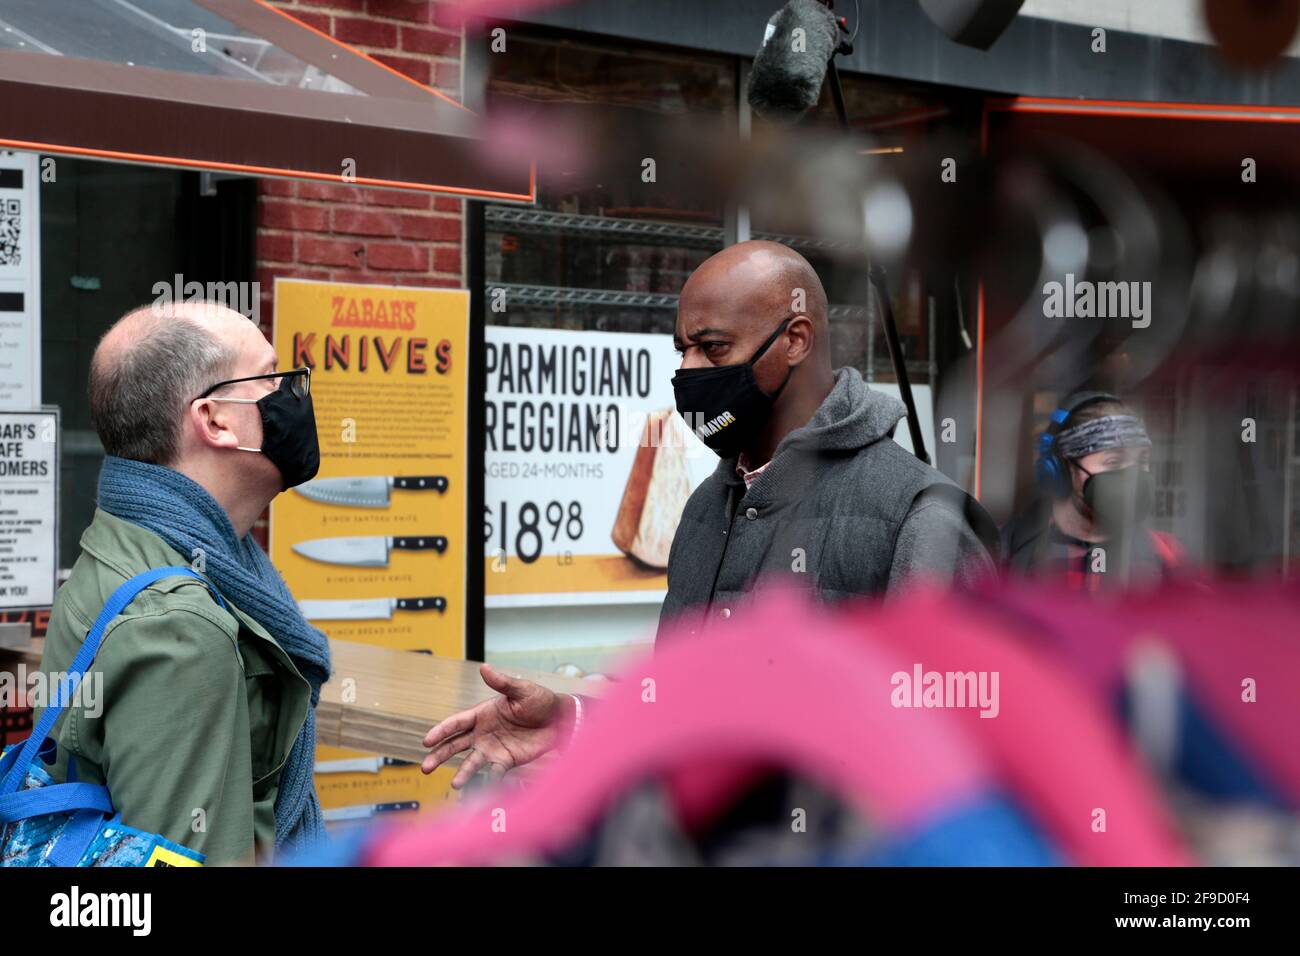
[0, 408, 58, 609]
[0, 151, 41, 410]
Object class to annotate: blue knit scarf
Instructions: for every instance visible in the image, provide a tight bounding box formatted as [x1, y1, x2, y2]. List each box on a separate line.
[96, 455, 331, 854]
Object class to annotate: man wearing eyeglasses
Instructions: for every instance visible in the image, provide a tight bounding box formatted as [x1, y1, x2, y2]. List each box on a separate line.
[35, 301, 329, 866]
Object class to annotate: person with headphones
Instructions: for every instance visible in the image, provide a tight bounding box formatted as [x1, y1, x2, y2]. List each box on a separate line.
[1001, 391, 1181, 590]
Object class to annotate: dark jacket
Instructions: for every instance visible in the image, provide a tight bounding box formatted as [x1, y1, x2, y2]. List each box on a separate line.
[657, 368, 994, 641]
[1000, 496, 1181, 588]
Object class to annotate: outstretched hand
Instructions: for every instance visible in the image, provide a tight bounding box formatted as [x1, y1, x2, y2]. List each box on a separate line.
[421, 663, 573, 789]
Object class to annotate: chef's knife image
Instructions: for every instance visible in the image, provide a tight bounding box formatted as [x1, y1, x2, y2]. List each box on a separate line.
[293, 534, 448, 567]
[315, 756, 415, 775]
[298, 596, 447, 621]
[323, 801, 420, 822]
[294, 475, 449, 508]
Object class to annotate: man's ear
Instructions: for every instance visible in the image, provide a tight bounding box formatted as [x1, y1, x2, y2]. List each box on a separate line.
[187, 398, 240, 452]
[785, 315, 815, 364]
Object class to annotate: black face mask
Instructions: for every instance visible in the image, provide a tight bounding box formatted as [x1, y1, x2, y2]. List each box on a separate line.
[255, 377, 321, 490]
[205, 371, 320, 490]
[672, 318, 794, 459]
[1079, 463, 1153, 534]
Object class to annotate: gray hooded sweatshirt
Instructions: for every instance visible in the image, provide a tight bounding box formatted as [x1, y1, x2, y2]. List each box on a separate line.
[657, 367, 993, 641]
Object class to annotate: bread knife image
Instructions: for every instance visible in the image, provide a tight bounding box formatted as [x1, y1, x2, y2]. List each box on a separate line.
[323, 801, 420, 822]
[294, 475, 449, 508]
[293, 535, 448, 567]
[298, 596, 447, 620]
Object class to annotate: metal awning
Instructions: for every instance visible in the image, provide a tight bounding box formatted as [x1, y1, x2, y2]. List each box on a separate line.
[0, 0, 534, 200]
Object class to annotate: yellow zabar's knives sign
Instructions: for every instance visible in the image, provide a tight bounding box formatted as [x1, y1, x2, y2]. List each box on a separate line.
[269, 278, 469, 660]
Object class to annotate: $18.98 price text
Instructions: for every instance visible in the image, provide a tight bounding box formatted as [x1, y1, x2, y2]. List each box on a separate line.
[484, 500, 584, 564]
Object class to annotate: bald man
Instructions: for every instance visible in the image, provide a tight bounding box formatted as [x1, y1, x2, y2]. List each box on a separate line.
[659, 240, 993, 630]
[35, 301, 328, 865]
[421, 242, 994, 788]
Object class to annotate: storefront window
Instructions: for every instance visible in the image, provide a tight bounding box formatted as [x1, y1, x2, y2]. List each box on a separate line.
[480, 35, 738, 672]
[484, 33, 959, 385]
[484, 34, 734, 338]
[39, 159, 253, 564]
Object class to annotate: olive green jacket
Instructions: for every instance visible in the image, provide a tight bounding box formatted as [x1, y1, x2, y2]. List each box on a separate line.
[36, 509, 311, 866]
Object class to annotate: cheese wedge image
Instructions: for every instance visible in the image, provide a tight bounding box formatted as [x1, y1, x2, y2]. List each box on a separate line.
[611, 408, 693, 568]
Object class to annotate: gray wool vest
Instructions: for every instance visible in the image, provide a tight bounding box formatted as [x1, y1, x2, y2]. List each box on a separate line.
[656, 367, 983, 642]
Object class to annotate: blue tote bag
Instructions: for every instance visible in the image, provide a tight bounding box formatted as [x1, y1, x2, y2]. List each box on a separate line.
[1, 567, 219, 866]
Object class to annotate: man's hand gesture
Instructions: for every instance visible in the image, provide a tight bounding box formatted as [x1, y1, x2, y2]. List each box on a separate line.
[421, 663, 574, 789]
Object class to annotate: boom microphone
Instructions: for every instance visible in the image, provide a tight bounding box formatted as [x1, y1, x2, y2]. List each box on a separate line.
[747, 0, 842, 124]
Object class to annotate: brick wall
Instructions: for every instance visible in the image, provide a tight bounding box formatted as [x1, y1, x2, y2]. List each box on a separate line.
[253, 1, 467, 546]
[256, 0, 467, 327]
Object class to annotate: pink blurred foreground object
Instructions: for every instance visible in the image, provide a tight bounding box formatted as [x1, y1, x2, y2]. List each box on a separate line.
[867, 587, 1195, 866]
[366, 592, 994, 866]
[361, 587, 1196, 866]
[973, 578, 1300, 808]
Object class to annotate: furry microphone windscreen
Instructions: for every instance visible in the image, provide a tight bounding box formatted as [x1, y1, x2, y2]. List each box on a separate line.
[748, 0, 841, 123]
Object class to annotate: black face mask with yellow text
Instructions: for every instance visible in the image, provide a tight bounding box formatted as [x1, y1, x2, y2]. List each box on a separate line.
[671, 318, 793, 459]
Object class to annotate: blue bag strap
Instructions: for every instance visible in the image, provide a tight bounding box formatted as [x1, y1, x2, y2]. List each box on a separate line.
[47, 808, 106, 867]
[0, 567, 225, 796]
[0, 782, 114, 823]
[0, 737, 56, 782]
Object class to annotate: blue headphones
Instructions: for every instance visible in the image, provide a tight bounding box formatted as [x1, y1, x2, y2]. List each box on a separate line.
[1034, 390, 1120, 498]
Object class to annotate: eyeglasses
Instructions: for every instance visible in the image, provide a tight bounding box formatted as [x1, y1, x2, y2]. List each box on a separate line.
[195, 366, 311, 402]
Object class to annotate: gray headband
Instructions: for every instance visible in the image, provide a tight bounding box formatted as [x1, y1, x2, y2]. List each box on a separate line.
[1055, 414, 1151, 460]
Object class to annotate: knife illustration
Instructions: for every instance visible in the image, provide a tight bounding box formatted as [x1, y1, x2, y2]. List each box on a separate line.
[293, 535, 448, 567]
[298, 596, 447, 621]
[323, 801, 420, 822]
[294, 475, 449, 508]
[315, 756, 415, 775]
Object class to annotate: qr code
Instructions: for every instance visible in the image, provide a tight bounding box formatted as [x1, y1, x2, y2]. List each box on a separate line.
[0, 198, 21, 267]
